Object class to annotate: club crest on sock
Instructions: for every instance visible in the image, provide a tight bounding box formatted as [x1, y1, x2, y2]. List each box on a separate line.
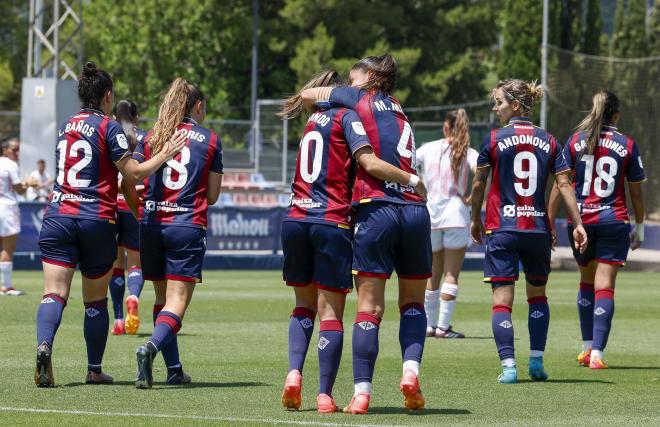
[530, 310, 545, 319]
[299, 318, 313, 329]
[578, 298, 592, 307]
[358, 321, 376, 330]
[86, 308, 100, 318]
[594, 307, 606, 315]
[499, 320, 513, 329]
[318, 337, 330, 350]
[404, 307, 422, 316]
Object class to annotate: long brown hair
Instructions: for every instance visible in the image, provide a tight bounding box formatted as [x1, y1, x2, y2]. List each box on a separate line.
[115, 99, 139, 151]
[446, 109, 470, 182]
[576, 90, 619, 155]
[150, 78, 204, 154]
[278, 70, 341, 119]
[351, 54, 397, 95]
[492, 79, 544, 116]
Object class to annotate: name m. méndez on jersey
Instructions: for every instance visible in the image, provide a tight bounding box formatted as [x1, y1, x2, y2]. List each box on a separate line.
[497, 134, 550, 153]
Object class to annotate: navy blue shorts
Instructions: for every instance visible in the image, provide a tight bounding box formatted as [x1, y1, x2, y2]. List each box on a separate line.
[281, 220, 353, 293]
[117, 211, 139, 251]
[140, 224, 206, 283]
[484, 231, 551, 287]
[568, 223, 630, 267]
[39, 216, 117, 279]
[352, 202, 432, 280]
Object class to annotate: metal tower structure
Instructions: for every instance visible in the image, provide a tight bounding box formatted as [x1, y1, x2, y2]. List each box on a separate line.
[26, 0, 83, 80]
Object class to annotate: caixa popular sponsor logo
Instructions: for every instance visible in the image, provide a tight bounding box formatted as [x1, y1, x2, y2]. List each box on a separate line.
[208, 212, 270, 237]
[145, 201, 156, 212]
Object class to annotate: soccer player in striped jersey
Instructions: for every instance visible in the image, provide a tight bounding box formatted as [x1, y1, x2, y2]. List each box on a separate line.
[470, 79, 587, 384]
[417, 109, 478, 339]
[302, 54, 431, 413]
[110, 99, 148, 335]
[35, 62, 187, 387]
[549, 90, 645, 369]
[278, 70, 425, 413]
[130, 78, 223, 389]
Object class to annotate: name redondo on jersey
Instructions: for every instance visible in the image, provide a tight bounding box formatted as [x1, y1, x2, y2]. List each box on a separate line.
[64, 121, 95, 137]
[573, 138, 627, 157]
[497, 135, 550, 153]
[308, 112, 331, 127]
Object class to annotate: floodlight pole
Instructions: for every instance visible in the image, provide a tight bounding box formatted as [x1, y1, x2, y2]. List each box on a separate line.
[540, 0, 549, 128]
[250, 0, 259, 165]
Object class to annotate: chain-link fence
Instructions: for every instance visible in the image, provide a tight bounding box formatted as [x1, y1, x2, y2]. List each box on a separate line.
[0, 111, 21, 140]
[547, 44, 660, 219]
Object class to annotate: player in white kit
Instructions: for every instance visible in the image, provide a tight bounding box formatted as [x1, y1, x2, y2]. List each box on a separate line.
[0, 138, 36, 295]
[416, 109, 477, 338]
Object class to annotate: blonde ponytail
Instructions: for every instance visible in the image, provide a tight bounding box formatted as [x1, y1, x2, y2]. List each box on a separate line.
[279, 70, 341, 119]
[575, 90, 619, 155]
[150, 77, 204, 155]
[448, 109, 470, 182]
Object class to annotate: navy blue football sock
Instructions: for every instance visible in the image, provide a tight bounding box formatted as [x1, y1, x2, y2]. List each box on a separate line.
[318, 320, 343, 396]
[153, 304, 181, 368]
[593, 289, 615, 351]
[36, 293, 66, 347]
[108, 268, 125, 319]
[578, 282, 595, 342]
[127, 267, 144, 298]
[288, 307, 316, 372]
[399, 303, 426, 364]
[84, 298, 109, 372]
[352, 312, 380, 384]
[528, 296, 550, 355]
[149, 311, 182, 352]
[492, 305, 515, 361]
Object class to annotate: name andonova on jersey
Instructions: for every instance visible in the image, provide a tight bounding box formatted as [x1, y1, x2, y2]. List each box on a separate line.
[497, 134, 551, 153]
[502, 204, 545, 218]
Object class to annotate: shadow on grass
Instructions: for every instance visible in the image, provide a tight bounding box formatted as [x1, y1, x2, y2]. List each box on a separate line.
[608, 366, 660, 370]
[517, 379, 614, 384]
[134, 333, 198, 338]
[368, 407, 471, 415]
[64, 381, 270, 388]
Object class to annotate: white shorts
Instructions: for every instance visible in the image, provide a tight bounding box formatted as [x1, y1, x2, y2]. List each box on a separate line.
[0, 204, 20, 237]
[430, 227, 469, 252]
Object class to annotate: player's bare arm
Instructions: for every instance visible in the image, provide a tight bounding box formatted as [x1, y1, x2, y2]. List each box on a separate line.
[470, 165, 490, 245]
[120, 177, 140, 219]
[353, 146, 426, 198]
[547, 182, 562, 248]
[118, 130, 188, 182]
[554, 171, 588, 253]
[628, 181, 645, 250]
[300, 87, 333, 109]
[207, 172, 223, 205]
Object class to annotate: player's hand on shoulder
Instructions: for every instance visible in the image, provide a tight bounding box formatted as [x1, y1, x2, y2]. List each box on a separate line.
[161, 129, 188, 161]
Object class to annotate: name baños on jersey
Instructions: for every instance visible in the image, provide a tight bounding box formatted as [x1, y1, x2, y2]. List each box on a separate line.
[45, 109, 130, 221]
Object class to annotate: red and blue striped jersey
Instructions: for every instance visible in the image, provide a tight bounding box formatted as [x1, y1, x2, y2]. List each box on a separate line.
[563, 125, 645, 225]
[133, 117, 223, 228]
[324, 87, 424, 206]
[286, 108, 370, 226]
[117, 127, 148, 213]
[45, 109, 130, 221]
[477, 117, 569, 233]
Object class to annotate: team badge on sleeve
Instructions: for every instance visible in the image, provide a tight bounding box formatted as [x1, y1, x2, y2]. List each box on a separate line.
[352, 121, 366, 135]
[117, 134, 128, 149]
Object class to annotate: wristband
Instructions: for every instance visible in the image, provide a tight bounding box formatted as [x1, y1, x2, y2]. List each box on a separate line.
[408, 174, 420, 187]
[634, 223, 644, 242]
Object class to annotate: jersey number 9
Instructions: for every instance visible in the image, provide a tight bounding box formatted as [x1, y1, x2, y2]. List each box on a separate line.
[513, 151, 538, 197]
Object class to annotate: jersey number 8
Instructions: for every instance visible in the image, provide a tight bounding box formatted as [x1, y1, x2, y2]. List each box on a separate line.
[163, 146, 191, 190]
[580, 154, 617, 198]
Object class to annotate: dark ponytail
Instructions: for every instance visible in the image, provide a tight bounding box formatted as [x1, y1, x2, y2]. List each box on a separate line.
[115, 99, 139, 151]
[78, 61, 113, 110]
[351, 53, 397, 95]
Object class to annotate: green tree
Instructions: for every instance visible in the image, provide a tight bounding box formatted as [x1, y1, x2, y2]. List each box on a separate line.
[612, 0, 648, 57]
[497, 0, 542, 81]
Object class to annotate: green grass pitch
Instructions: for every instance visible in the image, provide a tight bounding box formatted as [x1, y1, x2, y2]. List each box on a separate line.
[1, 270, 660, 426]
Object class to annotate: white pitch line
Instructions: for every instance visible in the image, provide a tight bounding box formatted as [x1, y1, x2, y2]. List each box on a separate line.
[0, 406, 413, 427]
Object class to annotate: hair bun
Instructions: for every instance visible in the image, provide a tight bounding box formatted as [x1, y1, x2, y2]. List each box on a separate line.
[528, 81, 544, 101]
[82, 62, 98, 79]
